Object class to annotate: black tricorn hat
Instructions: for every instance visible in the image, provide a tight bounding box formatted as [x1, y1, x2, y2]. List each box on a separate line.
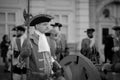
[112, 26, 120, 31]
[29, 14, 53, 26]
[12, 25, 25, 32]
[85, 28, 95, 33]
[51, 23, 62, 28]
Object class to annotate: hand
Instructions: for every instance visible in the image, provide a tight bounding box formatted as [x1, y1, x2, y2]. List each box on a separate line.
[102, 63, 112, 71]
[17, 61, 26, 69]
[112, 47, 119, 52]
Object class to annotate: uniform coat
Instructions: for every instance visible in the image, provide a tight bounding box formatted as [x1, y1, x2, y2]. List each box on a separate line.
[11, 35, 31, 74]
[28, 33, 52, 80]
[81, 38, 99, 64]
[56, 34, 67, 62]
[104, 35, 114, 63]
[112, 37, 120, 63]
[47, 36, 56, 58]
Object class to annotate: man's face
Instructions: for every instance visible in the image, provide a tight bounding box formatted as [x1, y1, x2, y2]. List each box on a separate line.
[87, 32, 93, 38]
[16, 30, 24, 37]
[50, 30, 58, 40]
[115, 30, 120, 37]
[53, 26, 61, 34]
[36, 22, 50, 33]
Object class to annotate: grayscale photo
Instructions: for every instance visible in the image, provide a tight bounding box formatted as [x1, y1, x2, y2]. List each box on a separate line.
[0, 0, 120, 80]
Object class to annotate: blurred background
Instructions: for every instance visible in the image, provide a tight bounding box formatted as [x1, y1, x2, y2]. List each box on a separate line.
[0, 0, 120, 80]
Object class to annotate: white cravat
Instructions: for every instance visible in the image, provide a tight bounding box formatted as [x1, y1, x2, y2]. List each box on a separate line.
[20, 33, 27, 47]
[35, 30, 50, 53]
[90, 37, 95, 48]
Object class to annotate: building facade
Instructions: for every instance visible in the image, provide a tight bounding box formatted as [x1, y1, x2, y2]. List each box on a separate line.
[90, 0, 120, 59]
[0, 0, 120, 55]
[0, 0, 89, 50]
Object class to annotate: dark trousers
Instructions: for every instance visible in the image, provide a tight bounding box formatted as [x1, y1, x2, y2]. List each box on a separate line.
[104, 49, 114, 63]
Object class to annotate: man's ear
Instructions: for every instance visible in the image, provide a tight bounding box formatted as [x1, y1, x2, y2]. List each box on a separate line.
[34, 25, 38, 29]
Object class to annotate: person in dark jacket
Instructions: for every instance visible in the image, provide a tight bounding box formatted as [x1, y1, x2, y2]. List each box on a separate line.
[0, 34, 10, 72]
[102, 26, 120, 80]
[104, 34, 114, 63]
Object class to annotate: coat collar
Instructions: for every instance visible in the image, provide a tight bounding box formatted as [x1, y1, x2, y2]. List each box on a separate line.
[30, 32, 39, 45]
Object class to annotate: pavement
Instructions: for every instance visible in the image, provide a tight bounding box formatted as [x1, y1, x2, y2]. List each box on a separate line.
[0, 65, 11, 80]
[0, 57, 116, 80]
[0, 57, 11, 80]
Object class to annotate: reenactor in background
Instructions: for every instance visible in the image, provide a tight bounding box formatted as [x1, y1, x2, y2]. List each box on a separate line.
[0, 34, 11, 72]
[45, 29, 65, 80]
[51, 23, 68, 62]
[81, 28, 99, 64]
[8, 25, 32, 80]
[7, 27, 18, 72]
[45, 29, 58, 60]
[104, 34, 114, 63]
[112, 26, 120, 64]
[102, 26, 120, 80]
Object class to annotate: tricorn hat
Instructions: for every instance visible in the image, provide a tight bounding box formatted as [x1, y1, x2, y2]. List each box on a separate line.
[29, 14, 53, 26]
[12, 25, 25, 32]
[85, 28, 95, 33]
[51, 22, 62, 28]
[112, 26, 120, 31]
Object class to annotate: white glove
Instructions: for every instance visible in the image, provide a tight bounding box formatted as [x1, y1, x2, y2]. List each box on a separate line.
[102, 63, 112, 71]
[51, 57, 55, 63]
[112, 47, 119, 52]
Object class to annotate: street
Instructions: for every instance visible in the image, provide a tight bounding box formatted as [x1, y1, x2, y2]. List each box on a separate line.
[0, 65, 114, 80]
[0, 57, 116, 80]
[0, 65, 11, 80]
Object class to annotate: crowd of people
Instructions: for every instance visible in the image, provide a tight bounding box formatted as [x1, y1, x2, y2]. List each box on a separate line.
[0, 14, 68, 80]
[0, 13, 120, 80]
[80, 26, 120, 80]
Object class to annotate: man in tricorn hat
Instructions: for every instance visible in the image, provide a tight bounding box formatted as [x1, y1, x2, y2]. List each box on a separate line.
[28, 14, 54, 80]
[81, 28, 99, 64]
[45, 29, 66, 80]
[51, 22, 68, 62]
[8, 25, 32, 80]
[112, 26, 120, 63]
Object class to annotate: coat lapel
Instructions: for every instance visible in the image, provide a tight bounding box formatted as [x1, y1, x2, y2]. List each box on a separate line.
[30, 33, 39, 46]
[22, 39, 27, 48]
